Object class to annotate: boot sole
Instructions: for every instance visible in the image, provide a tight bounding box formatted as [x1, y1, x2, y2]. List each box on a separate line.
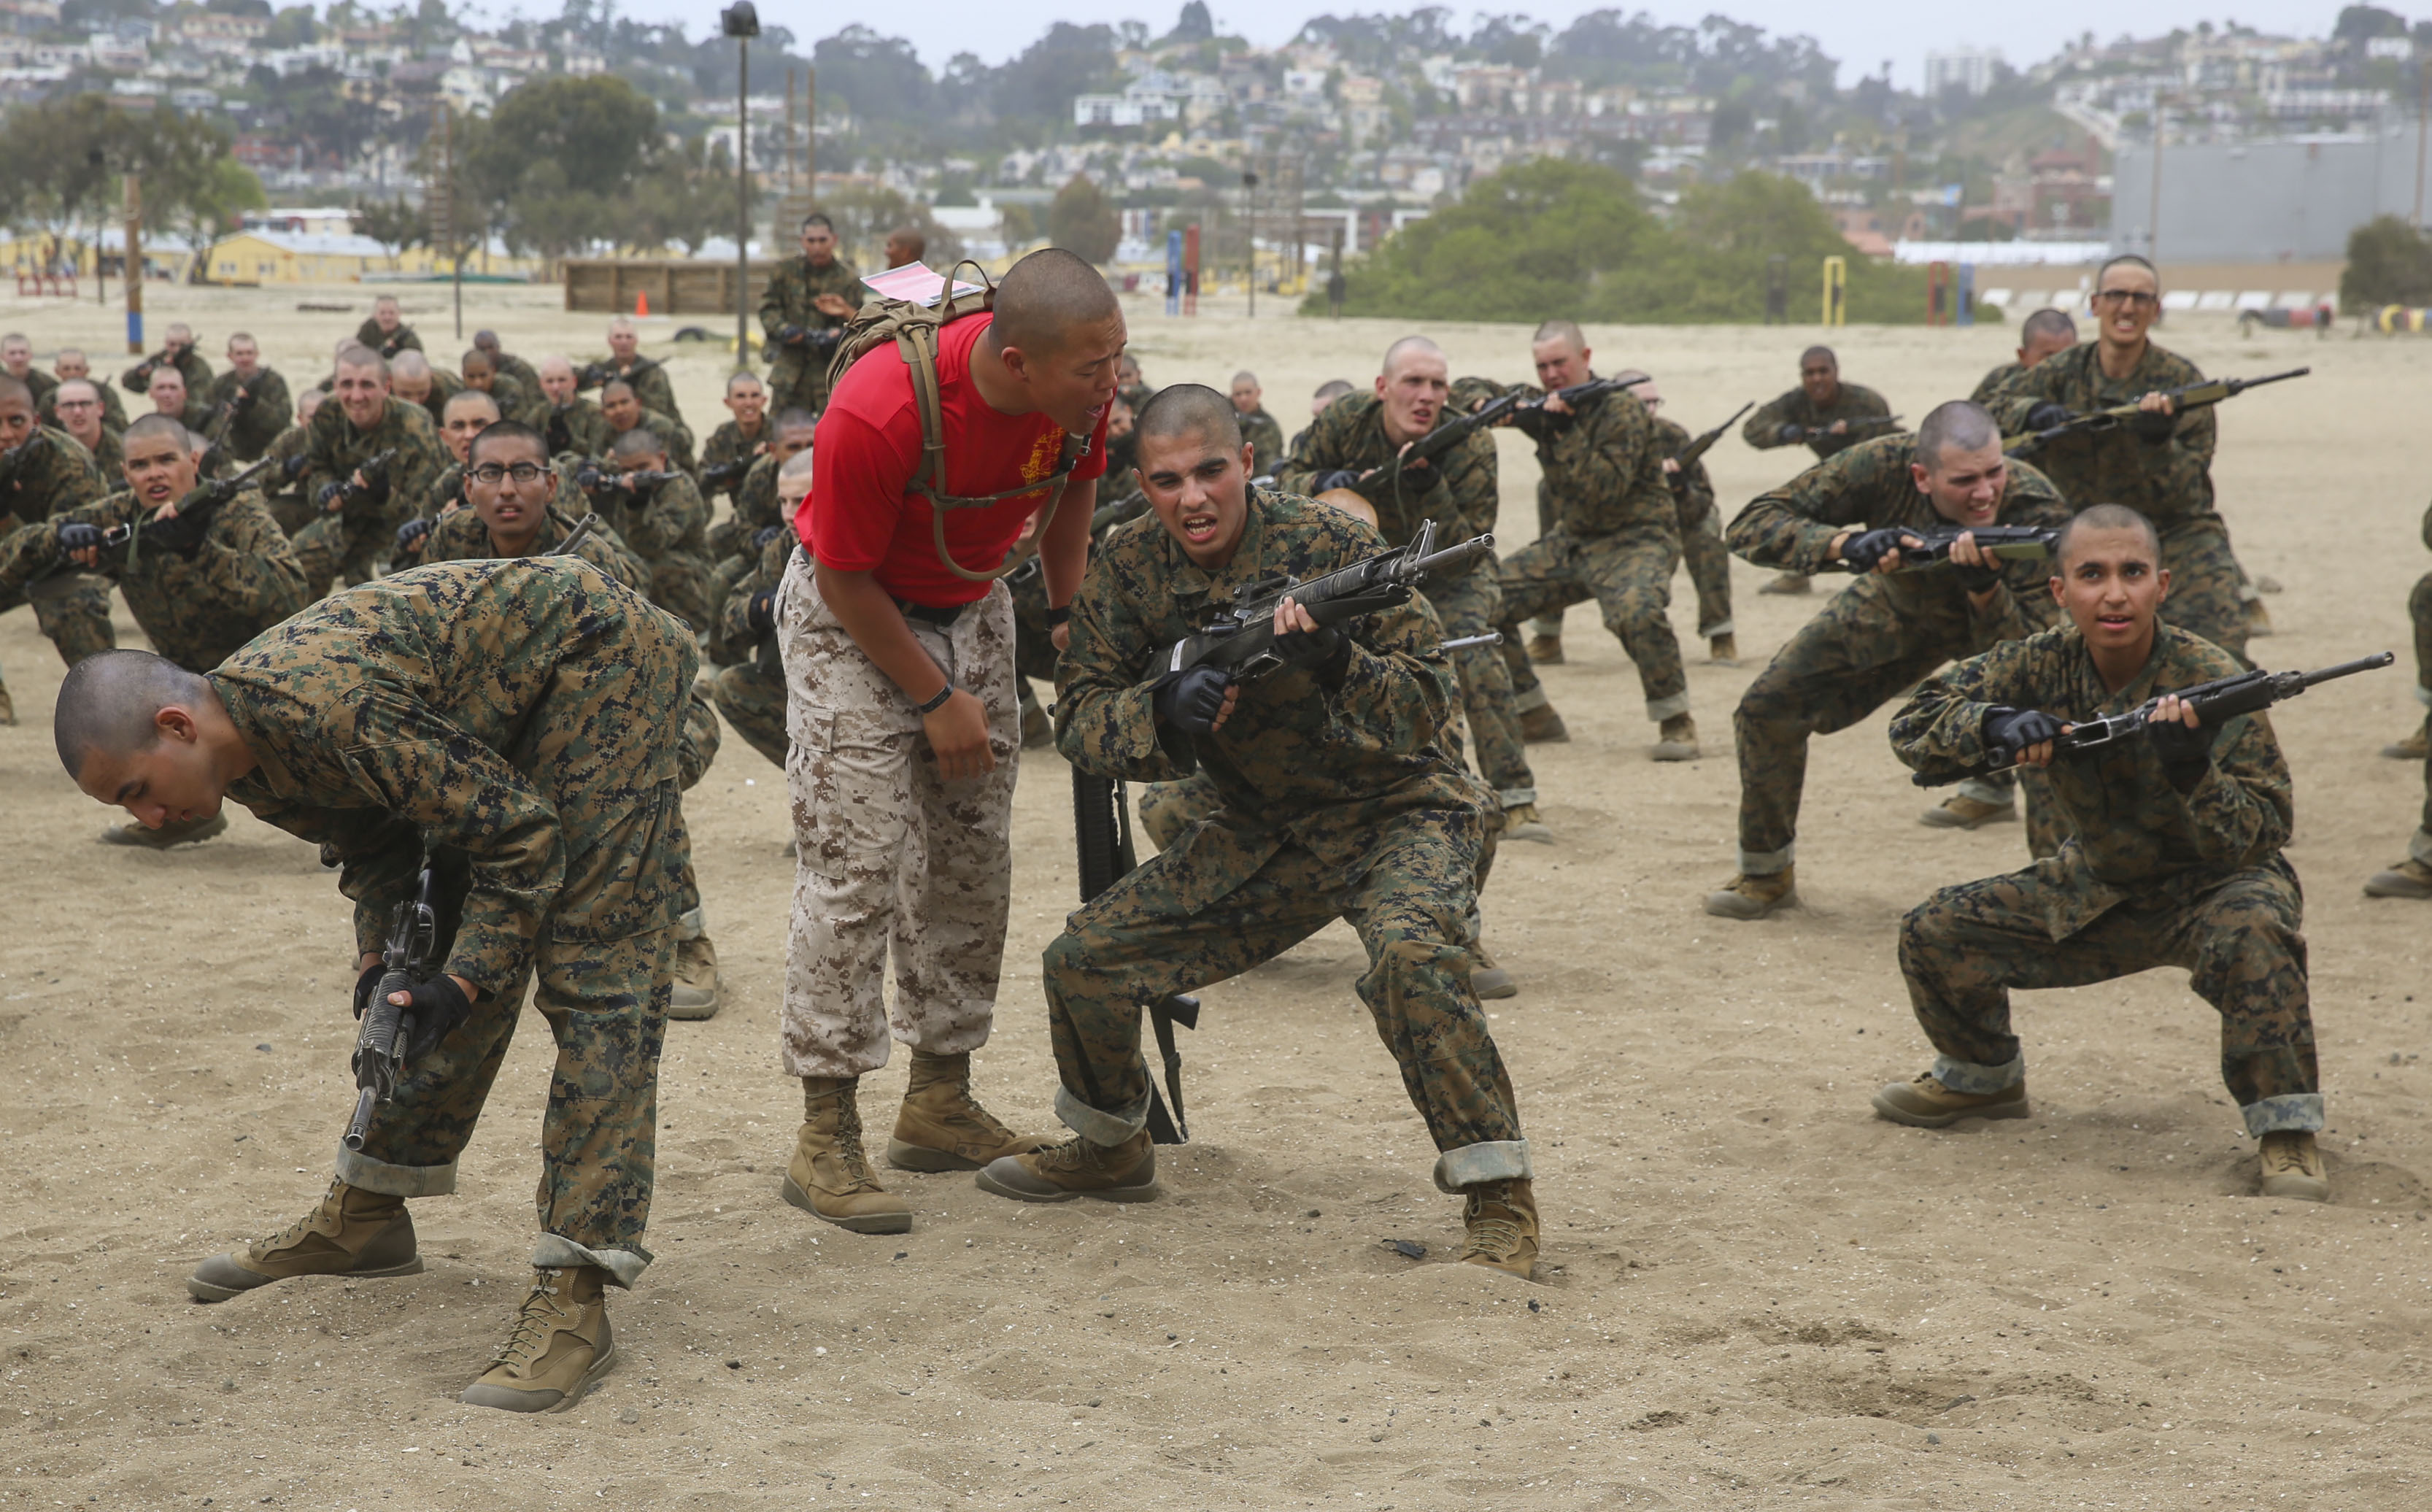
[663, 995, 721, 1021]
[779, 1175, 911, 1233]
[460, 1337, 617, 1413]
[2259, 1173, 2331, 1202]
[1918, 807, 2016, 830]
[2363, 873, 2432, 900]
[1651, 743, 1700, 763]
[1703, 891, 1794, 920]
[972, 1167, 1159, 1205]
[1870, 1091, 2031, 1129]
[186, 1254, 423, 1304]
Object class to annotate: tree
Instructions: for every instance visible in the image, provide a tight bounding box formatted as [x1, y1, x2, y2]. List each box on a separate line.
[631, 137, 738, 256]
[2342, 215, 2432, 309]
[814, 180, 965, 268]
[1046, 174, 1119, 265]
[812, 26, 933, 126]
[458, 74, 663, 262]
[354, 196, 426, 270]
[161, 158, 269, 281]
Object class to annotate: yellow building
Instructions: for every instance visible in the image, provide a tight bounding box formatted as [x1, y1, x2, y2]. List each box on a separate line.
[201, 231, 544, 285]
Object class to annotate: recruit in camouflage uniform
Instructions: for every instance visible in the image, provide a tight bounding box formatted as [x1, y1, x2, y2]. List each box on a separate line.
[258, 421, 319, 535]
[288, 382, 446, 595]
[122, 343, 213, 402]
[700, 416, 768, 501]
[2360, 501, 2432, 898]
[1276, 390, 1540, 813]
[6, 350, 56, 413]
[1985, 340, 2253, 661]
[543, 397, 614, 461]
[589, 465, 717, 631]
[612, 404, 698, 478]
[200, 365, 293, 463]
[1237, 406, 1286, 478]
[757, 247, 868, 415]
[355, 313, 422, 360]
[1477, 376, 1696, 755]
[0, 424, 113, 679]
[392, 362, 463, 431]
[582, 356, 682, 427]
[1715, 431, 2071, 905]
[44, 369, 126, 432]
[1884, 622, 2323, 1168]
[1653, 410, 1734, 647]
[80, 422, 123, 480]
[1012, 487, 1538, 1265]
[1742, 379, 1894, 463]
[708, 528, 792, 769]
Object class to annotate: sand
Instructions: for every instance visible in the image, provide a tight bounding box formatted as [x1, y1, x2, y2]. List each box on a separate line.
[4, 281, 2430, 1511]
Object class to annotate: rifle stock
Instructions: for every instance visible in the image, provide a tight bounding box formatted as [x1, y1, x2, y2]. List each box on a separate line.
[1675, 401, 1754, 470]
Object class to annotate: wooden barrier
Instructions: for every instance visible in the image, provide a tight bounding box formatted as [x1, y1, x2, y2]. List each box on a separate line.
[563, 259, 771, 316]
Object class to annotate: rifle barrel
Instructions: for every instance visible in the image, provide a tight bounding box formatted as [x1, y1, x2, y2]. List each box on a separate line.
[2299, 650, 2394, 685]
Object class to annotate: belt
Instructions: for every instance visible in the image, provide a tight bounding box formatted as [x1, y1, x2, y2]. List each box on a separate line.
[895, 598, 965, 628]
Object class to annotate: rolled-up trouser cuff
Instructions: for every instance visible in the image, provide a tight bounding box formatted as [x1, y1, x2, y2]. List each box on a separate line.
[1497, 786, 1537, 809]
[1646, 692, 1690, 722]
[2242, 1092, 2324, 1136]
[2411, 828, 2432, 869]
[676, 905, 705, 941]
[335, 1144, 458, 1198]
[533, 1233, 651, 1289]
[1739, 843, 1794, 877]
[1432, 1139, 1534, 1194]
[1529, 615, 1564, 636]
[1700, 617, 1735, 639]
[1956, 776, 2017, 808]
[1057, 1081, 1151, 1147]
[1510, 684, 1550, 714]
[1931, 1052, 2024, 1095]
[2413, 684, 2432, 709]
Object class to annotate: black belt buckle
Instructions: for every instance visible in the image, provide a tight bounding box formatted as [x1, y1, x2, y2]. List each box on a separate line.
[896, 598, 965, 628]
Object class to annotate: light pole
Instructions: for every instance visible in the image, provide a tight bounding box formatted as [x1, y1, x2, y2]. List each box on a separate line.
[1242, 169, 1258, 317]
[722, 2, 760, 360]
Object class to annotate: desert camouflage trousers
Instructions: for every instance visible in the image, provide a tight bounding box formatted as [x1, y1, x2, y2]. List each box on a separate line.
[333, 782, 690, 1288]
[1498, 525, 1688, 723]
[712, 655, 789, 768]
[1422, 571, 1535, 809]
[776, 555, 1019, 1079]
[2156, 512, 2250, 665]
[1042, 810, 1530, 1192]
[1899, 856, 2320, 1135]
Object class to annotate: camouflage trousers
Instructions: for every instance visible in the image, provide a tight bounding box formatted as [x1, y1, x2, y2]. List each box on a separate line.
[776, 555, 1019, 1079]
[1497, 525, 1688, 723]
[1678, 493, 1734, 640]
[291, 514, 389, 598]
[1899, 857, 2320, 1135]
[712, 656, 790, 768]
[4, 571, 116, 666]
[1423, 571, 1536, 809]
[1041, 812, 1531, 1192]
[675, 682, 720, 925]
[335, 922, 677, 1287]
[647, 552, 719, 635]
[764, 354, 832, 420]
[1733, 585, 2061, 873]
[1134, 770, 1503, 898]
[2414, 572, 2432, 836]
[2156, 512, 2250, 665]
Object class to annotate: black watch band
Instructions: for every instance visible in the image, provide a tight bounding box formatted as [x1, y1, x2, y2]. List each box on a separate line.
[1045, 604, 1071, 628]
[913, 680, 954, 716]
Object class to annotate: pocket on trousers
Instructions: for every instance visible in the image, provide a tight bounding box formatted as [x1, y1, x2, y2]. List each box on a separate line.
[787, 702, 912, 879]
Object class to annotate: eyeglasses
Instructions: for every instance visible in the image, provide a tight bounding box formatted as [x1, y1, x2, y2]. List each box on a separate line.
[468, 463, 550, 485]
[2092, 289, 2160, 309]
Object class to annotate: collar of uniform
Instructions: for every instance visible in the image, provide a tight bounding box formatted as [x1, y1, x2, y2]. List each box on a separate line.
[207, 673, 303, 798]
[1165, 490, 1278, 606]
[2067, 622, 2189, 714]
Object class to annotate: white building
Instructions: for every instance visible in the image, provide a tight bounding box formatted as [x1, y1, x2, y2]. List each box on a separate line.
[1925, 47, 2001, 99]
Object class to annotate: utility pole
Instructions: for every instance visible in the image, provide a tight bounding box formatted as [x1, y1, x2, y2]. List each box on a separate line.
[2147, 93, 2166, 263]
[2415, 61, 2428, 231]
[723, 4, 759, 360]
[432, 102, 462, 340]
[1243, 169, 1258, 317]
[123, 172, 142, 355]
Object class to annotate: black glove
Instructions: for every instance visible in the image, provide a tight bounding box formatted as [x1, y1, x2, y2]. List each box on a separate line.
[352, 963, 385, 1021]
[1154, 665, 1232, 736]
[752, 523, 787, 550]
[55, 520, 102, 555]
[1983, 706, 2066, 763]
[1271, 617, 1352, 687]
[227, 385, 253, 412]
[2146, 708, 2217, 779]
[314, 479, 346, 510]
[1775, 422, 1804, 444]
[1312, 468, 1361, 493]
[778, 324, 808, 347]
[1950, 551, 2007, 593]
[2022, 402, 2074, 432]
[379, 972, 474, 1060]
[394, 517, 431, 555]
[1838, 527, 1909, 574]
[2130, 405, 2177, 443]
[357, 470, 391, 508]
[746, 589, 776, 636]
[282, 451, 312, 481]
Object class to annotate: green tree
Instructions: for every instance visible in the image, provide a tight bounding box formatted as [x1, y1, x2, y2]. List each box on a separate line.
[631, 137, 738, 256]
[353, 195, 426, 270]
[815, 180, 965, 269]
[1046, 174, 1119, 265]
[2340, 215, 2432, 309]
[458, 74, 664, 261]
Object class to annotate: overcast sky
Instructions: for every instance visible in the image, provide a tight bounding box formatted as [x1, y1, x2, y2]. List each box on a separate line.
[631, 1, 2393, 91]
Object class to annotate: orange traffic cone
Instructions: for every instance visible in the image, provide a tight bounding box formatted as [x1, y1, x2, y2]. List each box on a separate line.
[636, 290, 649, 317]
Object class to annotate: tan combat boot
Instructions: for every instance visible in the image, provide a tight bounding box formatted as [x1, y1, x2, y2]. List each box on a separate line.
[1502, 801, 1553, 844]
[1019, 688, 1054, 749]
[1524, 633, 1564, 665]
[1707, 633, 1739, 667]
[1459, 1179, 1539, 1279]
[187, 1177, 422, 1302]
[781, 1076, 911, 1233]
[1919, 792, 2016, 830]
[1704, 866, 1795, 920]
[2382, 725, 2428, 761]
[460, 1265, 616, 1413]
[975, 1129, 1158, 1204]
[1870, 1070, 2029, 1128]
[1652, 713, 1700, 762]
[1518, 704, 1570, 744]
[888, 1050, 1051, 1172]
[1470, 943, 1518, 1000]
[101, 811, 229, 849]
[2364, 859, 2432, 899]
[2258, 1130, 2330, 1202]
[667, 906, 720, 1020]
[1759, 573, 1813, 595]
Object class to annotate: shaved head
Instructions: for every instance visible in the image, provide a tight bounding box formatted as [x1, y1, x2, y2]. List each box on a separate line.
[2055, 502, 2161, 566]
[1381, 336, 1445, 380]
[123, 413, 188, 449]
[610, 427, 663, 460]
[1914, 400, 1998, 472]
[1135, 383, 1242, 452]
[0, 374, 30, 409]
[2021, 308, 2077, 344]
[53, 649, 210, 774]
[390, 350, 431, 380]
[989, 247, 1120, 358]
[444, 388, 501, 422]
[1531, 318, 1586, 350]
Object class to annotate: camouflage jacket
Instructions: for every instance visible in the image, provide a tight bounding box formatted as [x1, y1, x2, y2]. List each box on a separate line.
[700, 419, 768, 498]
[212, 558, 695, 995]
[0, 426, 106, 530]
[353, 318, 423, 360]
[1058, 489, 1479, 896]
[1478, 377, 1674, 537]
[474, 373, 543, 428]
[413, 458, 587, 526]
[82, 425, 123, 480]
[1238, 407, 1286, 479]
[121, 347, 213, 398]
[6, 486, 307, 671]
[420, 498, 649, 592]
[43, 377, 126, 433]
[1743, 381, 1894, 460]
[616, 406, 697, 477]
[491, 352, 543, 399]
[757, 255, 868, 348]
[595, 471, 710, 567]
[201, 366, 294, 463]
[14, 366, 55, 409]
[399, 367, 463, 431]
[302, 396, 447, 534]
[731, 451, 789, 535]
[1274, 392, 1497, 577]
[260, 423, 314, 516]
[541, 398, 613, 462]
[711, 528, 792, 668]
[1890, 623, 2293, 939]
[582, 357, 681, 425]
[1726, 433, 2068, 643]
[1653, 413, 1716, 520]
[1969, 361, 2024, 406]
[1983, 340, 2215, 523]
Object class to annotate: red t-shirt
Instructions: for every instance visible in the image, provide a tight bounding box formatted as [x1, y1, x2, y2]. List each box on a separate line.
[799, 312, 1109, 606]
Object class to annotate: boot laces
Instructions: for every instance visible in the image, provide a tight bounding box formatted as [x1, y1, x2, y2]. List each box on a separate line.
[250, 1183, 345, 1259]
[1461, 1186, 1524, 1260]
[1032, 1136, 1099, 1175]
[490, 1270, 571, 1368]
[832, 1095, 878, 1185]
[2261, 1134, 2316, 1176]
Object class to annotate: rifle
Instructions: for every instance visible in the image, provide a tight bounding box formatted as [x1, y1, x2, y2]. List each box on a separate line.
[574, 355, 664, 393]
[1159, 517, 1492, 684]
[344, 853, 466, 1152]
[1826, 524, 2060, 574]
[319, 447, 399, 519]
[1367, 375, 1640, 496]
[1071, 771, 1196, 1144]
[201, 379, 253, 444]
[1794, 414, 1903, 443]
[91, 455, 278, 563]
[1090, 487, 1151, 537]
[1673, 401, 1754, 472]
[699, 457, 753, 494]
[1914, 651, 2393, 785]
[2004, 367, 2309, 456]
[549, 512, 600, 558]
[576, 465, 679, 500]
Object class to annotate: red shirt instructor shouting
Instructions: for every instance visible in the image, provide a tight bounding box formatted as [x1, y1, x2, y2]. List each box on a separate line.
[775, 247, 1117, 1235]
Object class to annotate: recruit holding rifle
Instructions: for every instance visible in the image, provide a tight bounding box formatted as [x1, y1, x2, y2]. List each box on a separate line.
[2004, 367, 2309, 458]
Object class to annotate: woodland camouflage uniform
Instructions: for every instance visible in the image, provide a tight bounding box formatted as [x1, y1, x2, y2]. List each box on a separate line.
[592, 469, 717, 631]
[121, 346, 213, 401]
[354, 317, 422, 360]
[0, 428, 113, 682]
[1888, 623, 2319, 1135]
[1237, 406, 1286, 478]
[757, 255, 868, 414]
[541, 398, 614, 463]
[1742, 380, 1894, 463]
[201, 366, 293, 463]
[1653, 410, 1734, 641]
[289, 393, 447, 595]
[584, 358, 682, 427]
[708, 528, 792, 768]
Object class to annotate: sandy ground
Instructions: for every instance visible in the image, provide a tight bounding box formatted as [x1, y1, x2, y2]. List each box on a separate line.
[4, 282, 2431, 1511]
